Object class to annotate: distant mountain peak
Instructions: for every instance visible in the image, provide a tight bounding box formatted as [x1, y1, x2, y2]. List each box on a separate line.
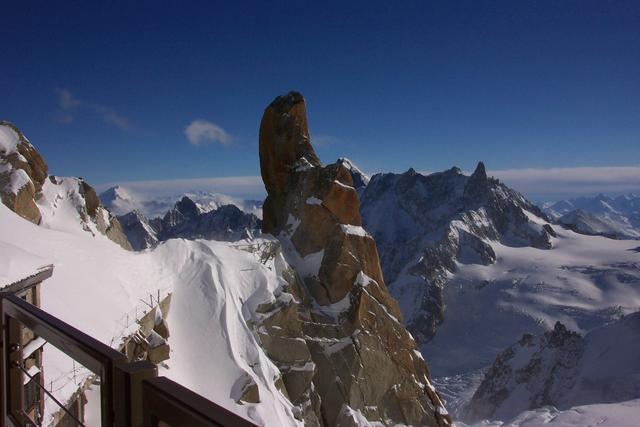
[471, 161, 487, 181]
[542, 193, 640, 239]
[336, 157, 370, 189]
[175, 195, 199, 218]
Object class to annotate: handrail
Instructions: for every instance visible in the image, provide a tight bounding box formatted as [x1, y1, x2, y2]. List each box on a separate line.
[2, 293, 130, 426]
[1, 293, 257, 427]
[142, 377, 256, 427]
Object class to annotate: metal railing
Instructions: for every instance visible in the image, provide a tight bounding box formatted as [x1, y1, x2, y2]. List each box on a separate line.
[1, 293, 257, 427]
[142, 377, 256, 427]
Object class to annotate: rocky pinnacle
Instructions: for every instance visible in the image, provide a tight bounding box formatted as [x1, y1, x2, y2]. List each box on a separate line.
[258, 92, 451, 426]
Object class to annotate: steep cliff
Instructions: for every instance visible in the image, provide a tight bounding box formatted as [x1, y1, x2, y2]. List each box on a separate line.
[0, 121, 48, 223]
[258, 92, 450, 426]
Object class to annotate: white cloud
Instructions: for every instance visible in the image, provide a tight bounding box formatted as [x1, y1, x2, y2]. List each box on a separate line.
[311, 134, 338, 147]
[56, 87, 80, 109]
[54, 87, 131, 130]
[489, 166, 640, 201]
[185, 120, 232, 146]
[88, 103, 131, 130]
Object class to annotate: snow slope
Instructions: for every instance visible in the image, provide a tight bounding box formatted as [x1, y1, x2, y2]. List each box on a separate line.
[100, 185, 263, 219]
[466, 311, 640, 421]
[543, 193, 640, 240]
[0, 202, 301, 426]
[424, 224, 640, 377]
[460, 399, 640, 427]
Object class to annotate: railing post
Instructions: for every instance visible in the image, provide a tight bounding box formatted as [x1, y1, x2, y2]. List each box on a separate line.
[115, 361, 158, 427]
[4, 310, 24, 425]
[1, 293, 5, 427]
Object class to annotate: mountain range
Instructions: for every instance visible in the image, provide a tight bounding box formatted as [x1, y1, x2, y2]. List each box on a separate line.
[2, 91, 640, 426]
[542, 194, 640, 239]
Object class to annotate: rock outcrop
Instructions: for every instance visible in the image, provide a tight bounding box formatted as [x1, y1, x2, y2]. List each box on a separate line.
[39, 176, 133, 250]
[118, 196, 262, 250]
[542, 193, 640, 240]
[358, 161, 556, 343]
[1, 121, 132, 250]
[258, 92, 450, 426]
[336, 157, 370, 191]
[0, 121, 48, 224]
[466, 312, 640, 422]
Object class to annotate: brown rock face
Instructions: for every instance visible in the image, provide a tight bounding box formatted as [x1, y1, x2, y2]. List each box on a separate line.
[79, 179, 133, 250]
[258, 92, 450, 426]
[0, 122, 132, 250]
[0, 121, 48, 223]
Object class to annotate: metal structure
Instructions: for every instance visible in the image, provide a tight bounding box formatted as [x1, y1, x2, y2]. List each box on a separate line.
[1, 293, 257, 427]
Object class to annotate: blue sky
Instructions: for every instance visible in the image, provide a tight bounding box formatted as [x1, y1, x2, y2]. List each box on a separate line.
[2, 1, 639, 198]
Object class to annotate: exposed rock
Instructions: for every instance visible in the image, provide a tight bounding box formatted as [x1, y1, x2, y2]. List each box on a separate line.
[336, 157, 370, 190]
[358, 161, 556, 343]
[117, 210, 159, 250]
[542, 193, 640, 240]
[159, 200, 260, 242]
[234, 374, 261, 405]
[253, 280, 322, 427]
[118, 196, 262, 250]
[0, 122, 133, 249]
[466, 312, 640, 422]
[258, 92, 450, 426]
[466, 322, 583, 421]
[0, 121, 48, 224]
[38, 176, 133, 250]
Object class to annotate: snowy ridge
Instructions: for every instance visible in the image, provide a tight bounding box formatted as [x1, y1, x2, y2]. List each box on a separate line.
[460, 399, 640, 427]
[336, 157, 370, 189]
[359, 163, 554, 345]
[465, 312, 640, 423]
[117, 196, 262, 251]
[0, 124, 31, 195]
[0, 202, 304, 426]
[543, 193, 640, 240]
[99, 185, 263, 219]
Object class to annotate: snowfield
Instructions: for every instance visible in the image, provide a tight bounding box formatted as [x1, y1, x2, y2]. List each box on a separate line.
[424, 224, 640, 378]
[459, 399, 640, 427]
[0, 201, 300, 426]
[3, 165, 640, 426]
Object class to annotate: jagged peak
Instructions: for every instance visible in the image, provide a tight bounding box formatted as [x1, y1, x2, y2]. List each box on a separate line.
[174, 196, 199, 218]
[259, 91, 321, 196]
[471, 161, 487, 181]
[337, 157, 370, 188]
[267, 91, 305, 112]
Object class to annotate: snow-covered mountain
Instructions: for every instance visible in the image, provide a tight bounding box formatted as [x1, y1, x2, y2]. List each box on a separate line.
[542, 194, 640, 239]
[336, 157, 369, 190]
[461, 399, 640, 427]
[466, 312, 640, 422]
[359, 162, 555, 345]
[99, 185, 263, 219]
[1, 121, 131, 250]
[117, 196, 262, 250]
[2, 107, 452, 427]
[349, 158, 640, 424]
[0, 201, 307, 426]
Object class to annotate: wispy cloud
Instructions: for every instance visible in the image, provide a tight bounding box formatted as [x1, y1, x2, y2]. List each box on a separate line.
[95, 165, 640, 205]
[185, 120, 232, 146]
[311, 133, 338, 147]
[488, 166, 640, 201]
[54, 87, 131, 130]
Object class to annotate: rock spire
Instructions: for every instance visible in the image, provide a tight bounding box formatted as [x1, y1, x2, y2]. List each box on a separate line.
[258, 92, 450, 426]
